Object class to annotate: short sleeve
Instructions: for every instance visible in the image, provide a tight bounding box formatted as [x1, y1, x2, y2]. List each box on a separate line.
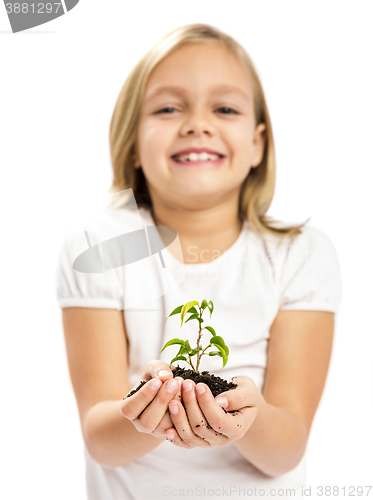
[278, 226, 342, 314]
[55, 237, 119, 309]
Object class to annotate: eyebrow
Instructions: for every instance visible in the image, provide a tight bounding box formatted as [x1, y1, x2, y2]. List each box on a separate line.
[144, 84, 250, 102]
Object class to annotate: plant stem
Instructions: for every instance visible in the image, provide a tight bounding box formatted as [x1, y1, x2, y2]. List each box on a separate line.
[188, 353, 195, 371]
[200, 343, 212, 356]
[195, 306, 203, 371]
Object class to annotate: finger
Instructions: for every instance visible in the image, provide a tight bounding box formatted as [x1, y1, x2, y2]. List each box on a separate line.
[168, 399, 210, 448]
[222, 405, 259, 440]
[155, 378, 197, 442]
[120, 378, 163, 421]
[213, 376, 259, 411]
[180, 379, 210, 436]
[174, 376, 183, 401]
[156, 409, 174, 432]
[132, 377, 181, 433]
[164, 427, 194, 449]
[159, 376, 183, 425]
[195, 383, 232, 437]
[196, 383, 258, 440]
[141, 360, 175, 383]
[151, 413, 174, 439]
[151, 377, 183, 439]
[181, 380, 229, 444]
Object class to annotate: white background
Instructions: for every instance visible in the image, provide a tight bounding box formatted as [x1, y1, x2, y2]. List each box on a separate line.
[1, 1, 372, 499]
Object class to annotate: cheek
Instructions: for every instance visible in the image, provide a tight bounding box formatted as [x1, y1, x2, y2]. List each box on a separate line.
[232, 135, 252, 165]
[140, 121, 172, 161]
[226, 122, 252, 153]
[229, 131, 253, 172]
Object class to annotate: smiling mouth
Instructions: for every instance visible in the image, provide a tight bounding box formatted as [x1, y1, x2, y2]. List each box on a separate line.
[171, 153, 225, 163]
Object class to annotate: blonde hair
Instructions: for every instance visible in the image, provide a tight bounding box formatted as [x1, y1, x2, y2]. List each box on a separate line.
[107, 23, 310, 244]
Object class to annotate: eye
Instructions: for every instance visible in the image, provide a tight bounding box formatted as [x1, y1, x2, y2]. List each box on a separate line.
[154, 107, 178, 114]
[216, 107, 238, 114]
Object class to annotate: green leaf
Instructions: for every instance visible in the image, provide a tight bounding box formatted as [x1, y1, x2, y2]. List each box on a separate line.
[185, 339, 191, 350]
[210, 336, 229, 355]
[208, 300, 214, 318]
[170, 355, 188, 365]
[180, 347, 190, 356]
[185, 313, 199, 323]
[210, 335, 225, 348]
[188, 306, 198, 314]
[210, 343, 228, 368]
[204, 326, 216, 337]
[165, 305, 183, 322]
[175, 345, 184, 356]
[196, 317, 204, 323]
[208, 350, 222, 357]
[201, 299, 208, 310]
[159, 338, 185, 353]
[180, 301, 199, 327]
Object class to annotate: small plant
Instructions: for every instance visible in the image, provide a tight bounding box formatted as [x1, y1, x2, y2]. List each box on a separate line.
[125, 299, 237, 405]
[159, 299, 230, 371]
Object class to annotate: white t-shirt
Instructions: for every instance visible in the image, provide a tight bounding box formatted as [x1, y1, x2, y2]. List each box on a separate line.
[55, 206, 342, 500]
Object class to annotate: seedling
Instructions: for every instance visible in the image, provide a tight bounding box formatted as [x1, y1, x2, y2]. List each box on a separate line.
[125, 299, 237, 406]
[159, 299, 230, 371]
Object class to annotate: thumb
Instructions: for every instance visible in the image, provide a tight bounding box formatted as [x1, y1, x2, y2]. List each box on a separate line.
[142, 359, 174, 382]
[214, 376, 258, 411]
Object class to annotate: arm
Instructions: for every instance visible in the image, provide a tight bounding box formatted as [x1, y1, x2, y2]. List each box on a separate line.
[83, 400, 164, 468]
[232, 310, 335, 476]
[61, 307, 166, 468]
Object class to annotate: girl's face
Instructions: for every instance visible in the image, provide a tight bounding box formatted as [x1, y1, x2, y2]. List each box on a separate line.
[134, 41, 266, 211]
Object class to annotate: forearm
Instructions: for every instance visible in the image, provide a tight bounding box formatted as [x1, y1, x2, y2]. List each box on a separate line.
[83, 399, 164, 468]
[233, 392, 308, 477]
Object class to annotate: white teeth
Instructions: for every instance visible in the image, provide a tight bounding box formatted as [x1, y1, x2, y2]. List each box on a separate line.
[174, 152, 221, 162]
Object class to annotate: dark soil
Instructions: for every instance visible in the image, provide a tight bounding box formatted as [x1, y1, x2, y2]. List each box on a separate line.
[171, 365, 237, 399]
[124, 365, 239, 420]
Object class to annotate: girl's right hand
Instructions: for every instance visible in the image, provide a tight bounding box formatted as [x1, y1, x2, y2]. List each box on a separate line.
[120, 360, 183, 439]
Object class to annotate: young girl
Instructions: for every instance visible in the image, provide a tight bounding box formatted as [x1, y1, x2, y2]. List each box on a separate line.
[56, 23, 342, 499]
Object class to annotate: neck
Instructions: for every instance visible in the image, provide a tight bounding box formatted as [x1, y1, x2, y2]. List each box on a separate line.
[147, 194, 244, 265]
[151, 200, 242, 238]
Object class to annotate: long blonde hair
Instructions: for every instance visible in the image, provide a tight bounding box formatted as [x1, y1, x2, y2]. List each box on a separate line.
[107, 23, 310, 244]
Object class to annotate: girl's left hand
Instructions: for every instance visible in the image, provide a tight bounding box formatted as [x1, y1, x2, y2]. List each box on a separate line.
[164, 376, 260, 449]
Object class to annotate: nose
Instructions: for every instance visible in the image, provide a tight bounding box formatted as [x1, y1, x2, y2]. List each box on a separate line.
[180, 109, 215, 137]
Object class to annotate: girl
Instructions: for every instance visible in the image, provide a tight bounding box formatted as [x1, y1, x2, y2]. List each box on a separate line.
[56, 23, 342, 499]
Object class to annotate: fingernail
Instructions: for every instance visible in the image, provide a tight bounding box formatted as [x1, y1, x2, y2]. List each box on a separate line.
[156, 369, 171, 377]
[196, 384, 205, 394]
[150, 379, 162, 390]
[166, 379, 178, 392]
[183, 380, 193, 392]
[165, 431, 176, 440]
[169, 404, 179, 414]
[215, 396, 228, 408]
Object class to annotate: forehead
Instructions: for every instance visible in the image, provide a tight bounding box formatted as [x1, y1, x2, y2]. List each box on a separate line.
[143, 42, 253, 102]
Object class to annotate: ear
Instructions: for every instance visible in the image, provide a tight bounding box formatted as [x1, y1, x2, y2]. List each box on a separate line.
[251, 123, 267, 167]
